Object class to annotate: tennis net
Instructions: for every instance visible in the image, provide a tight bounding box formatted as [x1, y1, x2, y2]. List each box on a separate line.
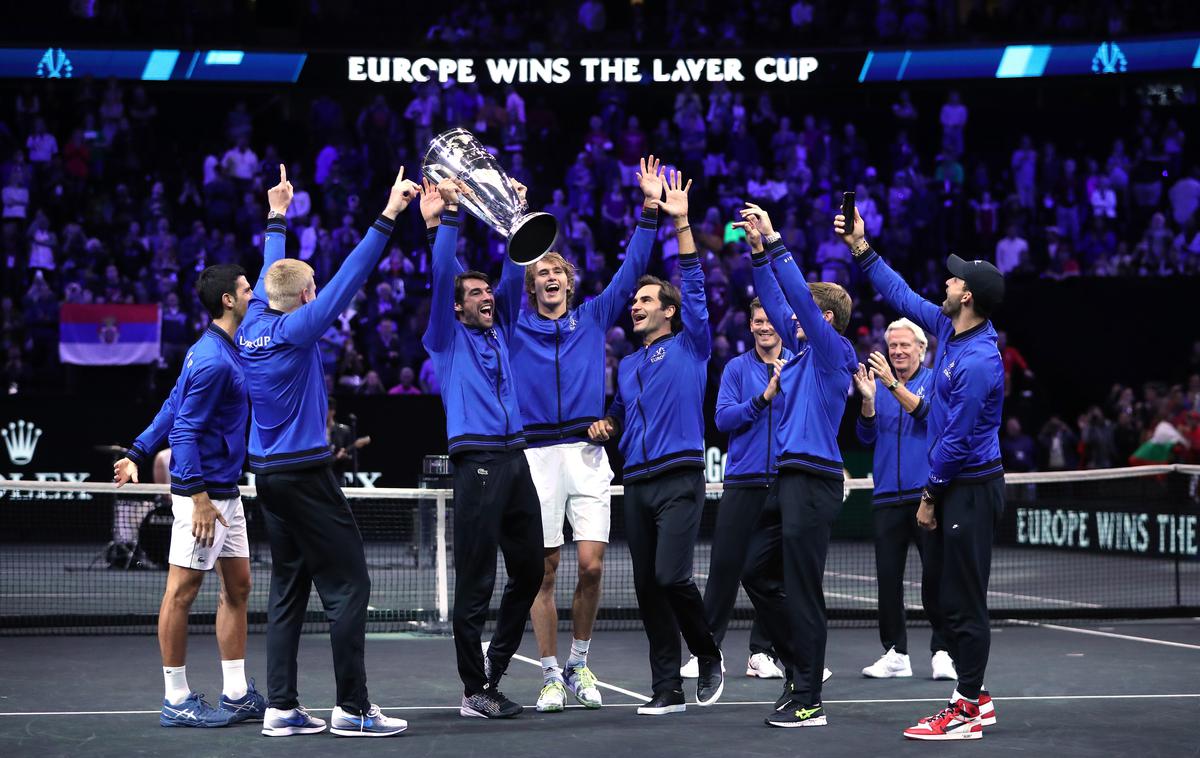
[1, 465, 1197, 635]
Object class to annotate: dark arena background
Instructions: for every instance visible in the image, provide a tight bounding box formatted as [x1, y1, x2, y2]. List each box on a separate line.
[1, 2, 1198, 756]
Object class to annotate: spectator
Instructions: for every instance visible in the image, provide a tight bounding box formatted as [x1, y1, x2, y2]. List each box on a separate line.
[940, 90, 968, 155]
[1038, 416, 1079, 471]
[995, 224, 1028, 275]
[388, 366, 422, 395]
[1000, 417, 1037, 472]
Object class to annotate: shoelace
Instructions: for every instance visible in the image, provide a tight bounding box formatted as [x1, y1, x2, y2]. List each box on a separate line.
[573, 667, 598, 690]
[927, 706, 957, 728]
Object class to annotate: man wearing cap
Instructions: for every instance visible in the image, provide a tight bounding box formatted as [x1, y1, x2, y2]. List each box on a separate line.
[835, 208, 1005, 743]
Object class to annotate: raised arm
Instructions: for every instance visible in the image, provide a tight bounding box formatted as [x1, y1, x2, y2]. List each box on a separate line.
[589, 156, 663, 328]
[422, 179, 464, 354]
[835, 207, 945, 335]
[653, 168, 709, 358]
[255, 164, 293, 300]
[735, 215, 800, 353]
[743, 203, 844, 369]
[279, 167, 418, 346]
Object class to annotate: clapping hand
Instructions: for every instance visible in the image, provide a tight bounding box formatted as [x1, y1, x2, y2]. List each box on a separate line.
[853, 363, 877, 400]
[866, 351, 896, 387]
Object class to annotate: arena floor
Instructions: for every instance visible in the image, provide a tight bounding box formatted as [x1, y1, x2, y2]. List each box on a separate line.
[1, 621, 1197, 757]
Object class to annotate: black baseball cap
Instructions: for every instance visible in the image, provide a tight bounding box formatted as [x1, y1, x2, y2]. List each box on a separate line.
[946, 254, 1004, 313]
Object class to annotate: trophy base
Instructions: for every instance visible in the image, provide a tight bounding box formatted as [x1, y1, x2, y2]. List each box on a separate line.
[508, 212, 559, 266]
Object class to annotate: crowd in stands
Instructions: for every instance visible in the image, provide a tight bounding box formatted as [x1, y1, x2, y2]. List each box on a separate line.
[1, 25, 1197, 467]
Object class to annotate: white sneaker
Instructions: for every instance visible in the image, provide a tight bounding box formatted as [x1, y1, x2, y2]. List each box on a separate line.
[680, 655, 699, 679]
[931, 650, 958, 681]
[822, 667, 833, 683]
[746, 653, 785, 678]
[262, 706, 326, 737]
[861, 647, 913, 678]
[536, 679, 567, 713]
[329, 704, 407, 737]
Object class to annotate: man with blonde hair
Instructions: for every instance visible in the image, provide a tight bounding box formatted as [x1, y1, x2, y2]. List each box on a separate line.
[239, 166, 419, 738]
[853, 318, 956, 682]
[493, 157, 664, 713]
[733, 203, 857, 728]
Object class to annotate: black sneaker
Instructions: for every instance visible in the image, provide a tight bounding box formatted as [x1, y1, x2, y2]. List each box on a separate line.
[766, 702, 827, 728]
[460, 685, 523, 719]
[696, 652, 724, 706]
[774, 680, 795, 711]
[636, 689, 686, 715]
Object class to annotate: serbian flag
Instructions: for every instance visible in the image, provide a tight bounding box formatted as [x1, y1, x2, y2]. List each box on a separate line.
[59, 304, 162, 365]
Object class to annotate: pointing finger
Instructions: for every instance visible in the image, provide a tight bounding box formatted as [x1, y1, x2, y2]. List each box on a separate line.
[395, 166, 405, 186]
[279, 163, 287, 184]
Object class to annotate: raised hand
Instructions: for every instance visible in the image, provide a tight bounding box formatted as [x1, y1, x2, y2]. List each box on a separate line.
[853, 363, 877, 400]
[637, 155, 665, 202]
[436, 178, 460, 207]
[509, 177, 528, 208]
[384, 166, 422, 219]
[834, 206, 866, 249]
[420, 177, 445, 226]
[652, 168, 692, 218]
[267, 163, 293, 215]
[731, 217, 763, 252]
[866, 351, 896, 387]
[113, 457, 139, 487]
[740, 202, 775, 237]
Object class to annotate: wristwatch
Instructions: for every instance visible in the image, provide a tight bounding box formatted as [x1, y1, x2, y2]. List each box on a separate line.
[887, 379, 900, 391]
[763, 232, 781, 245]
[267, 210, 286, 220]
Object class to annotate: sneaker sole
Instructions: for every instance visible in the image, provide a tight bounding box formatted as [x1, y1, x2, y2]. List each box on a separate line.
[160, 720, 233, 728]
[636, 704, 686, 715]
[261, 725, 327, 736]
[695, 679, 725, 707]
[904, 729, 982, 740]
[931, 673, 958, 680]
[536, 703, 565, 713]
[766, 716, 827, 728]
[746, 667, 785, 678]
[570, 692, 602, 709]
[330, 725, 408, 737]
[459, 706, 522, 719]
[861, 670, 913, 678]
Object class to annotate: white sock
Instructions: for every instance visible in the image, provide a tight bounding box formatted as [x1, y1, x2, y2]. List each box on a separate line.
[163, 665, 190, 705]
[541, 656, 563, 683]
[567, 638, 590, 668]
[221, 659, 248, 700]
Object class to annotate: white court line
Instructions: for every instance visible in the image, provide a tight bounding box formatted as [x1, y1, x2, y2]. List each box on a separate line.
[1011, 620, 1200, 651]
[5, 693, 1199, 717]
[508, 652, 651, 702]
[826, 570, 1102, 609]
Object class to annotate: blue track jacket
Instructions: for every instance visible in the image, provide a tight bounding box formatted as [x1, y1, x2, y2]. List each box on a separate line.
[855, 366, 934, 506]
[608, 251, 709, 483]
[422, 208, 527, 456]
[716, 346, 795, 488]
[239, 214, 395, 473]
[128, 324, 247, 499]
[854, 247, 1004, 496]
[496, 206, 659, 446]
[749, 239, 857, 480]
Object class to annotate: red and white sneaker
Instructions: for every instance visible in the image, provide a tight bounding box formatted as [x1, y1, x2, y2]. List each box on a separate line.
[978, 690, 996, 726]
[903, 699, 982, 741]
[919, 690, 997, 728]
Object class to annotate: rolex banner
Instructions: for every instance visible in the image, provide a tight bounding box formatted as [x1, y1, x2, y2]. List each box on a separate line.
[59, 304, 161, 366]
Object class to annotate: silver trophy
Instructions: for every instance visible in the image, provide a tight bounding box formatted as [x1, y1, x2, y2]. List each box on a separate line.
[422, 128, 558, 265]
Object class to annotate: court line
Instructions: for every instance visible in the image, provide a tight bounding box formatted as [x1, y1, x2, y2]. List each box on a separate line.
[5, 693, 1199, 717]
[1011, 620, 1200, 651]
[826, 570, 1102, 609]
[507, 652, 652, 702]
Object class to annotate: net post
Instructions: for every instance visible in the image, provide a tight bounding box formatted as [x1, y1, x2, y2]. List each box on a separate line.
[436, 490, 449, 624]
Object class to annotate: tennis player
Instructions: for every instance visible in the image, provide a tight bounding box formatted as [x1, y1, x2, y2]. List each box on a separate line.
[838, 208, 1004, 741]
[239, 166, 417, 737]
[589, 169, 724, 715]
[116, 257, 259, 728]
[493, 159, 663, 713]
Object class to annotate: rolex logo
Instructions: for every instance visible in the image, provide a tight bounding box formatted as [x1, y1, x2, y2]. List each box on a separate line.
[3, 420, 43, 465]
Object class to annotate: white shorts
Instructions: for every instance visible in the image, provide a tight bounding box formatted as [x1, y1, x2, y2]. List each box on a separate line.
[525, 442, 613, 548]
[168, 494, 249, 571]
